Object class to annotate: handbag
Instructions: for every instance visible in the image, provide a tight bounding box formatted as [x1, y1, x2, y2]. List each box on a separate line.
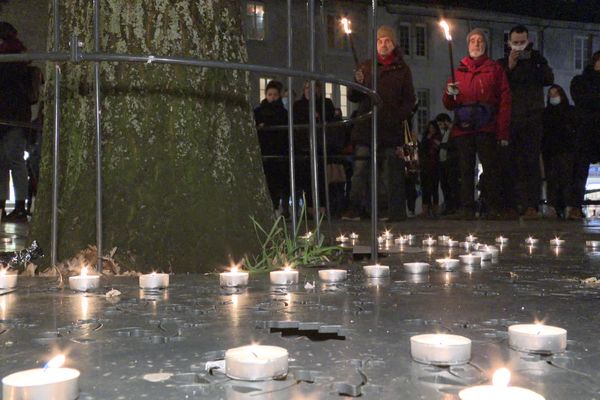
[402, 120, 419, 174]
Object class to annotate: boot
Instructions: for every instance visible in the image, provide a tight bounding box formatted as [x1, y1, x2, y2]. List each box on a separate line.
[417, 205, 430, 218]
[431, 204, 439, 218]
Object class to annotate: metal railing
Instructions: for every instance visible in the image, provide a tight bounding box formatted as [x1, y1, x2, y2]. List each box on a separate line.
[0, 0, 382, 270]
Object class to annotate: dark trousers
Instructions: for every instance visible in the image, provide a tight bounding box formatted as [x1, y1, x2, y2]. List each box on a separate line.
[263, 159, 290, 210]
[420, 162, 440, 207]
[511, 114, 543, 210]
[439, 159, 460, 212]
[455, 132, 502, 211]
[544, 152, 575, 210]
[571, 152, 592, 209]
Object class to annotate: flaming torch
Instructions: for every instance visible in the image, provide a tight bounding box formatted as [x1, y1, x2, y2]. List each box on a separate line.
[439, 20, 456, 84]
[341, 17, 359, 69]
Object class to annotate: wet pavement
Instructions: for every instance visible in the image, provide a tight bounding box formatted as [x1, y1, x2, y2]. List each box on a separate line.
[1, 219, 600, 399]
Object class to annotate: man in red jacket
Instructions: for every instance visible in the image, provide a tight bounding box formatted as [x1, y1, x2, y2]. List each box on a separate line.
[443, 28, 512, 220]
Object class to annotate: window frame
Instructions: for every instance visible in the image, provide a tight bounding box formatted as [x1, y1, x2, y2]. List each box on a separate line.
[245, 1, 266, 42]
[574, 35, 589, 71]
[414, 23, 428, 59]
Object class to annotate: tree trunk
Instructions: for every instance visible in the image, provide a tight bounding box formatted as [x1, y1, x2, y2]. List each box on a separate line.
[29, 0, 272, 272]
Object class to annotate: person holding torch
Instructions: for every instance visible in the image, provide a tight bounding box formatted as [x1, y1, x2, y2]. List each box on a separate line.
[442, 28, 511, 220]
[341, 25, 416, 222]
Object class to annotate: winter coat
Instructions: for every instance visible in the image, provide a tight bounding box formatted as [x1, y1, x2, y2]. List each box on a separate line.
[419, 130, 442, 166]
[0, 62, 31, 124]
[542, 102, 577, 157]
[443, 55, 512, 141]
[348, 48, 416, 147]
[253, 98, 288, 156]
[292, 96, 336, 155]
[570, 66, 600, 160]
[497, 46, 554, 118]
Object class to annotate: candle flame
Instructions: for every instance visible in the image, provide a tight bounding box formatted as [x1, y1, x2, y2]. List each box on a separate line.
[341, 17, 352, 34]
[44, 354, 66, 370]
[439, 20, 452, 41]
[81, 266, 88, 277]
[231, 266, 238, 273]
[492, 368, 511, 387]
[0, 268, 5, 276]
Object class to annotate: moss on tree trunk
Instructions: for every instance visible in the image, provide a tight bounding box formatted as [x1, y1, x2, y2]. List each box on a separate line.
[29, 0, 271, 272]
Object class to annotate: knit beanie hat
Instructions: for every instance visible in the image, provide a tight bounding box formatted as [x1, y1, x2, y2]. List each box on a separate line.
[466, 28, 487, 46]
[377, 25, 397, 44]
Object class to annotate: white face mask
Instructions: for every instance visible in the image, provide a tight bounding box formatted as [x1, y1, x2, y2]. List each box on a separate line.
[549, 97, 561, 106]
[511, 43, 528, 51]
[282, 97, 289, 109]
[469, 48, 485, 58]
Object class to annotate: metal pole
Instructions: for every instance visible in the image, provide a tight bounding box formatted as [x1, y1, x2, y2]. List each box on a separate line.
[370, 0, 379, 263]
[50, 0, 61, 267]
[308, 0, 321, 236]
[93, 0, 104, 272]
[287, 0, 297, 237]
[319, 0, 332, 232]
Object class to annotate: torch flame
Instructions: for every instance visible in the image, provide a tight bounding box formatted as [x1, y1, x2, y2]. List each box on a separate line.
[44, 354, 66, 370]
[341, 17, 352, 34]
[492, 368, 511, 387]
[440, 20, 452, 41]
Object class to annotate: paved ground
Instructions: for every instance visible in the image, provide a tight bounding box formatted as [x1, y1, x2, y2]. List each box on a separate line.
[1, 219, 600, 399]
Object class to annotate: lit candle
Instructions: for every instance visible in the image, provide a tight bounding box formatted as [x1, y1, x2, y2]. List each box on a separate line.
[472, 250, 492, 261]
[336, 234, 349, 243]
[382, 230, 394, 240]
[395, 236, 409, 245]
[586, 240, 600, 249]
[459, 368, 545, 400]
[508, 323, 567, 354]
[270, 265, 299, 285]
[2, 355, 80, 400]
[525, 236, 539, 245]
[219, 266, 249, 288]
[405, 234, 416, 241]
[68, 267, 100, 292]
[225, 345, 288, 381]
[484, 245, 500, 259]
[438, 235, 450, 244]
[422, 237, 436, 247]
[349, 232, 359, 240]
[465, 234, 478, 243]
[0, 268, 17, 289]
[459, 254, 481, 265]
[403, 262, 430, 274]
[318, 269, 347, 283]
[139, 271, 169, 290]
[436, 258, 459, 271]
[549, 237, 565, 247]
[496, 236, 509, 244]
[363, 264, 390, 278]
[410, 333, 471, 366]
[446, 239, 458, 247]
[459, 241, 473, 250]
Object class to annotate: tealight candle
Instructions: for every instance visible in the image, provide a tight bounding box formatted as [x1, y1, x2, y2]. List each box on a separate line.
[549, 238, 565, 247]
[270, 266, 299, 285]
[466, 234, 478, 242]
[139, 272, 169, 289]
[508, 324, 567, 354]
[2, 355, 80, 400]
[335, 234, 349, 243]
[586, 240, 600, 249]
[410, 334, 471, 366]
[225, 345, 288, 381]
[472, 250, 492, 261]
[446, 239, 458, 247]
[436, 258, 459, 271]
[525, 237, 539, 245]
[438, 235, 450, 244]
[363, 264, 390, 278]
[395, 236, 409, 245]
[68, 267, 100, 292]
[459, 241, 473, 250]
[0, 269, 17, 289]
[349, 232, 359, 240]
[382, 230, 394, 240]
[422, 237, 437, 247]
[459, 368, 545, 400]
[496, 236, 509, 244]
[403, 262, 430, 274]
[318, 269, 347, 283]
[404, 234, 416, 241]
[484, 245, 499, 259]
[459, 254, 481, 265]
[219, 267, 249, 288]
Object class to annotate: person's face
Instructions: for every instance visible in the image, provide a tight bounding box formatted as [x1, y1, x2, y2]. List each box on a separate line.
[509, 31, 529, 49]
[437, 120, 450, 131]
[548, 87, 560, 99]
[595, 59, 600, 72]
[377, 37, 394, 57]
[303, 83, 321, 99]
[266, 88, 280, 103]
[468, 34, 486, 58]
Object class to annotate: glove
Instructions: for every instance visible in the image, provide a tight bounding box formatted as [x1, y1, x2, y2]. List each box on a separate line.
[447, 83, 459, 96]
[499, 140, 509, 147]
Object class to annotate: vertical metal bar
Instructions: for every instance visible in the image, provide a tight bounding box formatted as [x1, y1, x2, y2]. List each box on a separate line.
[319, 0, 332, 232]
[308, 0, 321, 237]
[93, 0, 103, 272]
[287, 0, 297, 237]
[50, 0, 61, 267]
[370, 0, 379, 263]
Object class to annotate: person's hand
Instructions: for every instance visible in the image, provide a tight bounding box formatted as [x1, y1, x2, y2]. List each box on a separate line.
[508, 49, 520, 70]
[355, 69, 365, 84]
[499, 140, 509, 147]
[447, 83, 459, 96]
[395, 146, 404, 158]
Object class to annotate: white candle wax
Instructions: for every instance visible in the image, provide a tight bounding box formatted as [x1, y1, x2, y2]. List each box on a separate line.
[382, 231, 394, 240]
[438, 235, 450, 243]
[403, 262, 430, 274]
[422, 238, 437, 246]
[465, 235, 478, 243]
[410, 334, 471, 366]
[508, 324, 567, 354]
[318, 269, 347, 282]
[225, 345, 288, 381]
[459, 368, 545, 400]
[270, 268, 299, 285]
[0, 270, 17, 289]
[349, 232, 359, 240]
[139, 272, 169, 289]
[549, 238, 565, 246]
[586, 240, 600, 249]
[68, 268, 100, 292]
[363, 264, 390, 278]
[459, 241, 473, 250]
[219, 268, 249, 288]
[496, 236, 509, 244]
[436, 258, 459, 271]
[446, 239, 458, 247]
[336, 234, 349, 243]
[459, 254, 481, 265]
[484, 245, 500, 258]
[472, 250, 492, 261]
[395, 236, 409, 245]
[525, 237, 539, 245]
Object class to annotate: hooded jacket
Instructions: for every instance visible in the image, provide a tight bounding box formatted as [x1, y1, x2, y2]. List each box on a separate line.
[570, 65, 600, 116]
[542, 85, 576, 156]
[253, 98, 289, 156]
[443, 55, 512, 141]
[348, 47, 416, 147]
[0, 36, 30, 124]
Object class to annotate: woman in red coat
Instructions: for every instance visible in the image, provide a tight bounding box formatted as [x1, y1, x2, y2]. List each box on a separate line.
[443, 28, 511, 220]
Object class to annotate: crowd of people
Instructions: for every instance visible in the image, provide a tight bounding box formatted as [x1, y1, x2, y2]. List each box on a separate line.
[254, 24, 600, 221]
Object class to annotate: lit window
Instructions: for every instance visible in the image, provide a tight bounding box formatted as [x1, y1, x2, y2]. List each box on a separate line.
[415, 24, 427, 57]
[340, 86, 348, 117]
[398, 24, 410, 56]
[416, 89, 430, 137]
[325, 83, 334, 100]
[259, 77, 269, 102]
[245, 2, 265, 41]
[574, 36, 589, 71]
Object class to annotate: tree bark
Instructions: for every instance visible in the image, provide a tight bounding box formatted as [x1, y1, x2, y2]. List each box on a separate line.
[29, 0, 271, 272]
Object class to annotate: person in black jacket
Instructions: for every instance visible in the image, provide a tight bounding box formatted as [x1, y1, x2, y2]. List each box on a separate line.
[253, 80, 289, 216]
[569, 51, 600, 220]
[418, 121, 441, 217]
[498, 25, 554, 219]
[435, 113, 460, 215]
[542, 85, 577, 219]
